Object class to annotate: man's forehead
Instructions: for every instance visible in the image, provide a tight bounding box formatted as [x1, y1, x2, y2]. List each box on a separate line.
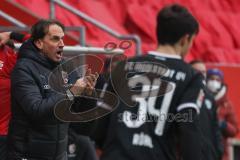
[47, 33, 64, 38]
[47, 25, 64, 37]
[210, 75, 221, 79]
[46, 31, 64, 38]
[193, 63, 206, 70]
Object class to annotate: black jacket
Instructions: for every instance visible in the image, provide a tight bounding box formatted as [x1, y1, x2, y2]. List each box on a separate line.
[199, 88, 223, 160]
[7, 39, 70, 160]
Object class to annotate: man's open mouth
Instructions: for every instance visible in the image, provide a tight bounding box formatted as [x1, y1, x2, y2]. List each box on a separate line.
[56, 50, 63, 56]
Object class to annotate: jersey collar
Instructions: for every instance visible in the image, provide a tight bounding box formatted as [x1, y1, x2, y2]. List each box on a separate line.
[148, 51, 181, 59]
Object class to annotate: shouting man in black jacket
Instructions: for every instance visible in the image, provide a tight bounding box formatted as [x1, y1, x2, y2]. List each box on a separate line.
[7, 19, 98, 160]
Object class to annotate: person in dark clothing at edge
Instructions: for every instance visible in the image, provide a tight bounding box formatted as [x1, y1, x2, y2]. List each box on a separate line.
[7, 19, 98, 160]
[0, 31, 30, 160]
[190, 60, 223, 160]
[206, 68, 239, 160]
[92, 4, 204, 160]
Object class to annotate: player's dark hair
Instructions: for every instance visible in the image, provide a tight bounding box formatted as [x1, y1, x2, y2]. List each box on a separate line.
[156, 4, 199, 45]
[31, 19, 65, 41]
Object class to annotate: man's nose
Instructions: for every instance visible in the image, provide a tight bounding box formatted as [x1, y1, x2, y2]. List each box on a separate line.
[59, 39, 64, 47]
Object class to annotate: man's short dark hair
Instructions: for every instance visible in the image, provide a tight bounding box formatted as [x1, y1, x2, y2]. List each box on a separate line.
[31, 19, 65, 41]
[156, 4, 199, 45]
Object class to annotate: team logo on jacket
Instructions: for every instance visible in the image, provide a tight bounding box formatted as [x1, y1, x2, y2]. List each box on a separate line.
[40, 74, 51, 90]
[68, 144, 76, 158]
[205, 99, 212, 110]
[61, 71, 69, 84]
[197, 89, 204, 109]
[43, 84, 50, 90]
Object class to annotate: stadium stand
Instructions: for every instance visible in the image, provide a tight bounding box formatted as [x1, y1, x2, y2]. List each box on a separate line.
[1, 0, 240, 62]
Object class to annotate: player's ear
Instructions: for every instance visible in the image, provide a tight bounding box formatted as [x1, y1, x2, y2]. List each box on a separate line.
[34, 39, 43, 50]
[179, 34, 190, 47]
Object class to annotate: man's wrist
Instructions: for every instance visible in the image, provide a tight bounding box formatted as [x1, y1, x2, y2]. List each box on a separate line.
[70, 86, 85, 96]
[66, 89, 74, 101]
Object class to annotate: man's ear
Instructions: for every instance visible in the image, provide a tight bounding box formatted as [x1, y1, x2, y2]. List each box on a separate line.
[34, 39, 43, 50]
[179, 34, 190, 47]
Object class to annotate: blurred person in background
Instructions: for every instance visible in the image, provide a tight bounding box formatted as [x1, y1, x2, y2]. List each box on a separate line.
[0, 41, 16, 160]
[207, 68, 239, 160]
[0, 31, 29, 160]
[190, 60, 223, 160]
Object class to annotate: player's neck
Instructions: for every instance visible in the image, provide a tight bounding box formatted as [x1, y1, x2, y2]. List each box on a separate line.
[156, 45, 181, 57]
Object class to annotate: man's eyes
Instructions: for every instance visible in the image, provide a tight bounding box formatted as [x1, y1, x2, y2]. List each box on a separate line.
[50, 36, 63, 42]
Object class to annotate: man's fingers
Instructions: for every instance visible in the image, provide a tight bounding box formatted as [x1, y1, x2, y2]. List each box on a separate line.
[84, 81, 95, 96]
[94, 72, 99, 79]
[71, 69, 98, 96]
[86, 81, 93, 88]
[85, 68, 91, 76]
[85, 74, 98, 85]
[90, 72, 99, 82]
